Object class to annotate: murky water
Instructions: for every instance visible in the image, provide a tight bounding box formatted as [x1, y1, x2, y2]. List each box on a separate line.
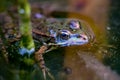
[40, 0, 120, 80]
[0, 0, 120, 80]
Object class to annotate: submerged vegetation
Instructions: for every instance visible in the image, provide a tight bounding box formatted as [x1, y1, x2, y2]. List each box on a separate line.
[0, 0, 63, 80]
[104, 0, 120, 74]
[0, 0, 120, 80]
[0, 0, 41, 80]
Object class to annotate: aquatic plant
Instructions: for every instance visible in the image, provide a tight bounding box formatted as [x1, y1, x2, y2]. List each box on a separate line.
[18, 0, 35, 55]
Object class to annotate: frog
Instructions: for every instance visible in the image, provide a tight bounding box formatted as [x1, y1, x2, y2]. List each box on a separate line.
[32, 17, 90, 80]
[0, 5, 91, 80]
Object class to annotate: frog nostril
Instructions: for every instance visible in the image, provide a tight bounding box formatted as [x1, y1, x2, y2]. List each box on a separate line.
[76, 34, 87, 40]
[83, 37, 86, 40]
[81, 35, 88, 40]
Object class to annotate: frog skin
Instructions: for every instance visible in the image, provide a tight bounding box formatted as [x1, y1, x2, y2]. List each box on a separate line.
[32, 18, 89, 47]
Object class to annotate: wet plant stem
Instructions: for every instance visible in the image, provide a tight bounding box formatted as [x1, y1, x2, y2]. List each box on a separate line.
[18, 0, 35, 54]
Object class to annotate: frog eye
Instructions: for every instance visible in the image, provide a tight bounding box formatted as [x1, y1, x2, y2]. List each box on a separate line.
[57, 30, 71, 41]
[69, 20, 81, 30]
[59, 32, 70, 40]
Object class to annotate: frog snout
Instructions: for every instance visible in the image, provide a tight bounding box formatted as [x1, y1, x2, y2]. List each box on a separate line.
[70, 34, 88, 40]
[68, 34, 88, 45]
[78, 34, 88, 40]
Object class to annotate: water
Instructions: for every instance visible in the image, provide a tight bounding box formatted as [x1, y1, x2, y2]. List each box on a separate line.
[104, 0, 120, 74]
[0, 0, 120, 80]
[44, 0, 120, 80]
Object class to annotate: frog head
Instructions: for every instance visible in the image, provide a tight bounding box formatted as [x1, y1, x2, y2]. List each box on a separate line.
[48, 19, 89, 47]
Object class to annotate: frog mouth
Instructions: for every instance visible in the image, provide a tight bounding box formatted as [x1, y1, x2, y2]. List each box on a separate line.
[57, 38, 88, 46]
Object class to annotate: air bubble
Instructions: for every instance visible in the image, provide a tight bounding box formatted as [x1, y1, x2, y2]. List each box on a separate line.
[19, 9, 25, 14]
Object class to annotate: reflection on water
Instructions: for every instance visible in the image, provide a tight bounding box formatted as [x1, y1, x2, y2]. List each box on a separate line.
[77, 53, 120, 80]
[49, 0, 120, 80]
[0, 0, 120, 80]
